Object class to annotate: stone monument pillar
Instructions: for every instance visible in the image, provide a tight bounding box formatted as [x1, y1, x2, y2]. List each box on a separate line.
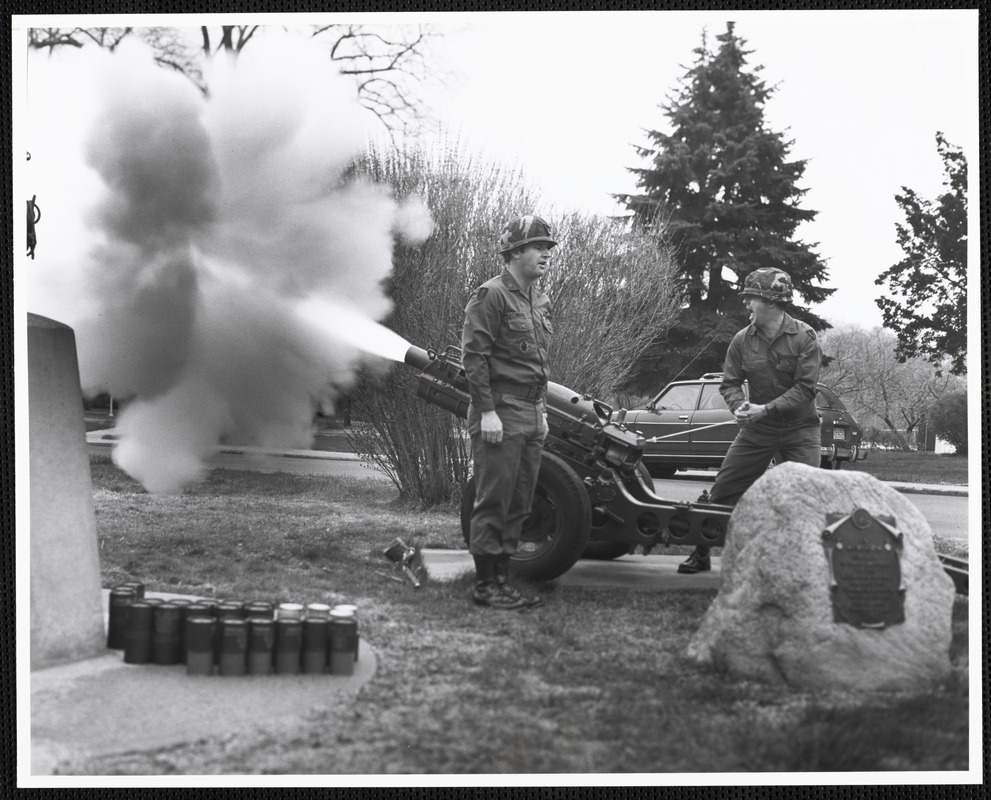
[29, 313, 105, 669]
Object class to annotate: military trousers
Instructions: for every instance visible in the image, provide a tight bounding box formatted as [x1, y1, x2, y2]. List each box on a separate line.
[467, 393, 548, 557]
[710, 421, 821, 507]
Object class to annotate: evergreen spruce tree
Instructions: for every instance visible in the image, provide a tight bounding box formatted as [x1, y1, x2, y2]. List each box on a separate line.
[616, 23, 833, 389]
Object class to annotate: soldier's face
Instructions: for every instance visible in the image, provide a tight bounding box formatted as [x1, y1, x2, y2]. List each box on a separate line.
[514, 243, 553, 282]
[745, 296, 773, 326]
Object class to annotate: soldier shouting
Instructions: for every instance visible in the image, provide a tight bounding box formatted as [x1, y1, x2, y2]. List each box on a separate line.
[461, 215, 556, 609]
[679, 267, 823, 574]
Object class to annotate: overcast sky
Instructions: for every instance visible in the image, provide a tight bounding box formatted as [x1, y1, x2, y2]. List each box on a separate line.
[414, 10, 978, 329]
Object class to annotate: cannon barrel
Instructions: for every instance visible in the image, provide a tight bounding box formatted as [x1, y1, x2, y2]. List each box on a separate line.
[408, 345, 472, 419]
[407, 344, 616, 431]
[403, 345, 432, 372]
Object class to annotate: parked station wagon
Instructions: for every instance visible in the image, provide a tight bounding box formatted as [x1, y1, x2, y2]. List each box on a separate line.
[625, 373, 867, 479]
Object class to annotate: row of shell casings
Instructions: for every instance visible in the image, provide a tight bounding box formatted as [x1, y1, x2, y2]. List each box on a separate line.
[106, 585, 359, 676]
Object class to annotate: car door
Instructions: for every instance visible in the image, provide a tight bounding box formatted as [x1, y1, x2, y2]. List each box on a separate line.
[627, 382, 701, 457]
[689, 382, 740, 458]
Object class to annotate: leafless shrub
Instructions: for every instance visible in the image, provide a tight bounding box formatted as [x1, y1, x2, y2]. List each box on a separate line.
[348, 140, 680, 507]
[544, 212, 681, 400]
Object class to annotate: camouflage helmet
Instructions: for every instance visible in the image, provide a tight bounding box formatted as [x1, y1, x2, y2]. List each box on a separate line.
[497, 214, 558, 254]
[739, 267, 793, 304]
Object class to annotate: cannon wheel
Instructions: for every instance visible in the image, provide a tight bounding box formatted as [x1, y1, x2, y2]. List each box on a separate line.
[581, 541, 629, 560]
[460, 452, 592, 581]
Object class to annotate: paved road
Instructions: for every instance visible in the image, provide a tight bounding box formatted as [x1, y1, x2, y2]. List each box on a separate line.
[89, 441, 970, 542]
[650, 475, 969, 541]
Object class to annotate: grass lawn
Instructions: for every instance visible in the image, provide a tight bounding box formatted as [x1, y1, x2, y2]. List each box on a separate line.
[846, 450, 968, 485]
[76, 457, 971, 776]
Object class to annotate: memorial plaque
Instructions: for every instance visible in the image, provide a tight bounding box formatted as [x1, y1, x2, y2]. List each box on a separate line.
[822, 508, 905, 628]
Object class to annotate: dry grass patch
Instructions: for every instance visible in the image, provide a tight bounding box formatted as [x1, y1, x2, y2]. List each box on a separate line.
[79, 458, 970, 776]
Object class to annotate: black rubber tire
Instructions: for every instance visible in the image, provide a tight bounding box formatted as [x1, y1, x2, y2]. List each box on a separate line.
[646, 463, 677, 479]
[581, 541, 630, 560]
[460, 451, 592, 581]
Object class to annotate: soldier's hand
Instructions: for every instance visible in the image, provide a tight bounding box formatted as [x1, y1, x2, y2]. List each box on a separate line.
[735, 402, 767, 425]
[480, 410, 503, 444]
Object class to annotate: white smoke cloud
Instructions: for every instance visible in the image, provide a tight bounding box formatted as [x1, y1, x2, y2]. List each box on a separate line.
[25, 30, 431, 493]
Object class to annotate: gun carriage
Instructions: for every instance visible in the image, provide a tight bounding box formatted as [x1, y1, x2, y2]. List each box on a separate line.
[402, 345, 968, 594]
[404, 345, 733, 581]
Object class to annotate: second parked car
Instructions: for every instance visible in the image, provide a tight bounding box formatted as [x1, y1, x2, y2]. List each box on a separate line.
[625, 373, 867, 479]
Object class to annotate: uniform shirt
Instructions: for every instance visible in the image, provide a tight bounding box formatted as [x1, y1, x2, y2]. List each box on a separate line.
[461, 269, 553, 412]
[720, 312, 821, 427]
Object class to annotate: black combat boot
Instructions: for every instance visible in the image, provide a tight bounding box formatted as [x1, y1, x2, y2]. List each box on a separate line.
[494, 555, 543, 608]
[677, 545, 711, 574]
[473, 555, 525, 609]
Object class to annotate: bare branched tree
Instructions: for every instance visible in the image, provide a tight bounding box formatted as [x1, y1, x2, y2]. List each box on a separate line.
[28, 27, 133, 52]
[819, 325, 964, 450]
[543, 213, 681, 402]
[201, 24, 260, 56]
[27, 23, 438, 137]
[316, 23, 434, 139]
[135, 26, 206, 87]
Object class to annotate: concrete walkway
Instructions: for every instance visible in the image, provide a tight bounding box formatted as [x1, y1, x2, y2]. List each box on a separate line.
[422, 550, 722, 591]
[30, 590, 377, 776]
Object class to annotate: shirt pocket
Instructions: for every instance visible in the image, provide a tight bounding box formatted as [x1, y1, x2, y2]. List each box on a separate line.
[774, 356, 797, 375]
[743, 356, 773, 398]
[504, 313, 533, 333]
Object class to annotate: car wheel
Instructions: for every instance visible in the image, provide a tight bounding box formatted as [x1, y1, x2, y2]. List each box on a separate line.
[460, 452, 592, 580]
[646, 463, 677, 479]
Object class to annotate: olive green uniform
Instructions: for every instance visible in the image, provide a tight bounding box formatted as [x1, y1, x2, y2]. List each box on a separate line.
[710, 312, 822, 506]
[462, 269, 552, 557]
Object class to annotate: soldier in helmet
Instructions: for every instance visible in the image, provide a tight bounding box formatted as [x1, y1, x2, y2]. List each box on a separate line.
[679, 267, 823, 574]
[461, 214, 556, 608]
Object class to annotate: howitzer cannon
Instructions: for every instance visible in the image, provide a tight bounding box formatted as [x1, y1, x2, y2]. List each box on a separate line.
[404, 344, 734, 581]
[404, 344, 969, 594]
